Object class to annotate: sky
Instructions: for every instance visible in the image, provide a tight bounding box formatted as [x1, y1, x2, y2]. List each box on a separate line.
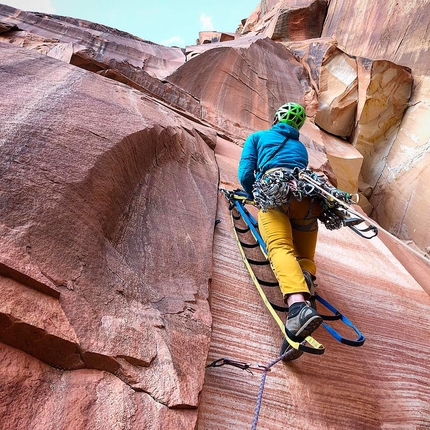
[2, 0, 258, 47]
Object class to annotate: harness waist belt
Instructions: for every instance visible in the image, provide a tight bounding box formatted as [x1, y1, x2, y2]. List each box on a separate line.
[264, 167, 294, 175]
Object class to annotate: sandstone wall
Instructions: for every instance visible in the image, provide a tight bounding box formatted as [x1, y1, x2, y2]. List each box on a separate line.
[197, 134, 430, 430]
[0, 1, 429, 429]
[321, 0, 430, 259]
[0, 42, 218, 428]
[239, 0, 430, 253]
[322, 0, 429, 75]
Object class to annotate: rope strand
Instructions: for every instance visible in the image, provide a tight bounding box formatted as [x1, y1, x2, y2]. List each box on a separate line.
[251, 348, 294, 430]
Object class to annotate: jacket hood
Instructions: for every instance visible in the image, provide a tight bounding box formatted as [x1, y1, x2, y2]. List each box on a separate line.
[271, 122, 300, 139]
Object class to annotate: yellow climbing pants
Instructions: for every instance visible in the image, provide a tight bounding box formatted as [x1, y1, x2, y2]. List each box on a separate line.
[258, 196, 323, 300]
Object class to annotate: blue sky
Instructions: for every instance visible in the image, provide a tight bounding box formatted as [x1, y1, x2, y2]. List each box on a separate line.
[2, 0, 258, 47]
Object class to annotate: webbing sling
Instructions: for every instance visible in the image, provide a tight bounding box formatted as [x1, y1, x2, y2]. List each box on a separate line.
[315, 294, 365, 346]
[231, 199, 325, 355]
[224, 189, 366, 348]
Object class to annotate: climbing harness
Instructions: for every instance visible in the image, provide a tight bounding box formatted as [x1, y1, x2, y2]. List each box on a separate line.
[252, 167, 379, 239]
[208, 181, 371, 428]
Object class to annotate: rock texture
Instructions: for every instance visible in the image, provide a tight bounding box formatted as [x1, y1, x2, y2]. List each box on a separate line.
[242, 0, 329, 41]
[170, 35, 309, 139]
[322, 0, 430, 76]
[0, 1, 430, 429]
[0, 4, 185, 79]
[239, 0, 430, 252]
[198, 136, 430, 429]
[1, 40, 217, 427]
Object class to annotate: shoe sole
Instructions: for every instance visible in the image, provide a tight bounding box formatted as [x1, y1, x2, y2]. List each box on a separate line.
[281, 315, 323, 362]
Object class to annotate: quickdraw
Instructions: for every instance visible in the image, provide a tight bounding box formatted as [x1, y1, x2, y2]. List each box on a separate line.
[298, 169, 379, 239]
[252, 167, 378, 239]
[206, 358, 272, 374]
[219, 186, 366, 351]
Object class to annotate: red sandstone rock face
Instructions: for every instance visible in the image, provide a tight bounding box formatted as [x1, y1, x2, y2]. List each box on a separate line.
[197, 136, 430, 429]
[247, 0, 430, 251]
[242, 0, 329, 41]
[1, 42, 218, 426]
[322, 0, 429, 76]
[0, 1, 430, 429]
[0, 4, 185, 79]
[0, 343, 197, 429]
[169, 36, 309, 139]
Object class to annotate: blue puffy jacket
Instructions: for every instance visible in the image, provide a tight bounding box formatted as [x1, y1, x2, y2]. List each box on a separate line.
[238, 122, 309, 196]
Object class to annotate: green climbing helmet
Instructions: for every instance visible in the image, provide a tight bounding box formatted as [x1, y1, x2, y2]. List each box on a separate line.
[273, 102, 306, 130]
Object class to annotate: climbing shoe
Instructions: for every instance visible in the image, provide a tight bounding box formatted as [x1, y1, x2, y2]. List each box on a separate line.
[280, 302, 323, 362]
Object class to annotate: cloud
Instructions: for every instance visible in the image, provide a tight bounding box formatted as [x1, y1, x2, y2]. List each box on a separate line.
[200, 13, 214, 31]
[160, 36, 185, 47]
[3, 0, 56, 13]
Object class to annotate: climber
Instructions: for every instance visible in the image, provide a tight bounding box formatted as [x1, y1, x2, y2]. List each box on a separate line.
[238, 102, 323, 361]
